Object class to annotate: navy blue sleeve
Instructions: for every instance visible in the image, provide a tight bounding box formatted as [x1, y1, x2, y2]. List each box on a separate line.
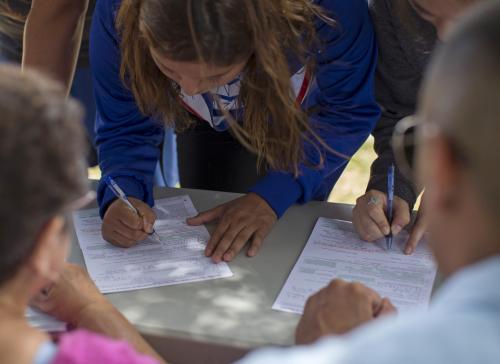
[90, 0, 164, 217]
[249, 0, 380, 218]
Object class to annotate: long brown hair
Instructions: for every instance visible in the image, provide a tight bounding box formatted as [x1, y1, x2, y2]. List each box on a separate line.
[117, 0, 335, 175]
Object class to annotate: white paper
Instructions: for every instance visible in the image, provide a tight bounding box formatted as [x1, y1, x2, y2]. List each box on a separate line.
[26, 307, 66, 332]
[73, 195, 233, 293]
[273, 218, 437, 314]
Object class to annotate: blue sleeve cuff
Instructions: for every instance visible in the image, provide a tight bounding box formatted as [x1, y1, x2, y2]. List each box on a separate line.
[248, 172, 303, 218]
[97, 174, 154, 218]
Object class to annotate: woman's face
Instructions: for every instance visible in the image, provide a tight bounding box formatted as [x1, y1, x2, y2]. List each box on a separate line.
[408, 0, 476, 39]
[150, 48, 247, 96]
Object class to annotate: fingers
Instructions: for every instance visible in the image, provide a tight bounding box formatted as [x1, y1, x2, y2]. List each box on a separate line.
[348, 282, 382, 307]
[222, 227, 254, 262]
[325, 279, 381, 304]
[366, 205, 391, 236]
[111, 229, 144, 248]
[209, 221, 245, 263]
[117, 204, 144, 230]
[102, 217, 148, 247]
[353, 191, 389, 241]
[187, 205, 224, 226]
[209, 220, 268, 263]
[102, 199, 155, 247]
[376, 298, 397, 317]
[204, 217, 231, 258]
[353, 214, 385, 242]
[391, 197, 411, 236]
[201, 195, 276, 262]
[405, 213, 427, 255]
[134, 202, 156, 234]
[247, 230, 266, 257]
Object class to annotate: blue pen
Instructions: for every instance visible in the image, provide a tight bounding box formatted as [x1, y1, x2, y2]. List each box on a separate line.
[104, 176, 161, 242]
[386, 164, 395, 250]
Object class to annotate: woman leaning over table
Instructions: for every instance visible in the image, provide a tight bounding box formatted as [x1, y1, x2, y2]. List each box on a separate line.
[90, 0, 381, 262]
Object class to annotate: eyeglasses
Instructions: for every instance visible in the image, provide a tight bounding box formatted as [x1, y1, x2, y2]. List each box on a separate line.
[391, 115, 467, 182]
[392, 116, 419, 182]
[64, 190, 96, 212]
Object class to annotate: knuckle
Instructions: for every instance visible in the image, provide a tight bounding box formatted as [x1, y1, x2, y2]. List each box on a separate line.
[350, 282, 366, 295]
[233, 237, 249, 251]
[367, 205, 381, 217]
[361, 232, 372, 241]
[304, 295, 316, 308]
[252, 235, 264, 248]
[328, 279, 342, 289]
[355, 195, 367, 205]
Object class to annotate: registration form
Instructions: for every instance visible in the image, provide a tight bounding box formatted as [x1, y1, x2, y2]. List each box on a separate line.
[273, 218, 437, 314]
[73, 195, 233, 293]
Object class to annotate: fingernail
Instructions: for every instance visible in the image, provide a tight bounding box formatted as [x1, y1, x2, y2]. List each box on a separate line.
[405, 247, 413, 255]
[248, 250, 255, 257]
[383, 226, 391, 236]
[223, 253, 232, 261]
[392, 225, 402, 235]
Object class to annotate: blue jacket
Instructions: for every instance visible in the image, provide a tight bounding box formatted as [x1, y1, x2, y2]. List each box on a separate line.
[91, 0, 380, 218]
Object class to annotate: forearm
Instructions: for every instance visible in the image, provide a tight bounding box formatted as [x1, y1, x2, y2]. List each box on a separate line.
[368, 115, 419, 209]
[22, 0, 88, 94]
[76, 303, 167, 364]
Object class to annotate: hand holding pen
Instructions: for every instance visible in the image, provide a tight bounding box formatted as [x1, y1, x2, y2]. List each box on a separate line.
[101, 176, 161, 248]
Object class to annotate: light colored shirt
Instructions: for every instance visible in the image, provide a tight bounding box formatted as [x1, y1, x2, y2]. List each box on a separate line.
[32, 341, 57, 364]
[238, 255, 500, 364]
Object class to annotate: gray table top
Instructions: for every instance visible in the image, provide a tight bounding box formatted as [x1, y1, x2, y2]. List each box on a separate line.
[70, 187, 354, 349]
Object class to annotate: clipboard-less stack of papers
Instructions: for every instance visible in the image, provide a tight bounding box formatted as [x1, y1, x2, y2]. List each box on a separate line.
[73, 195, 233, 294]
[273, 218, 437, 314]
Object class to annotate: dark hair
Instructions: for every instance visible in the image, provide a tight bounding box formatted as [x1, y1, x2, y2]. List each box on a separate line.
[117, 0, 334, 175]
[0, 65, 89, 285]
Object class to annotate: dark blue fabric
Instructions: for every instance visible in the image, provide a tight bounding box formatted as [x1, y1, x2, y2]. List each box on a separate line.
[71, 67, 97, 144]
[91, 0, 380, 218]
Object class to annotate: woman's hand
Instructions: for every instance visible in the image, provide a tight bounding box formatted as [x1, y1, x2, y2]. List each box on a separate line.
[353, 190, 426, 254]
[31, 264, 112, 326]
[102, 197, 156, 248]
[187, 193, 277, 263]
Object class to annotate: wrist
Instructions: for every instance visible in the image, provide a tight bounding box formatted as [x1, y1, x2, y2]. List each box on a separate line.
[248, 192, 277, 218]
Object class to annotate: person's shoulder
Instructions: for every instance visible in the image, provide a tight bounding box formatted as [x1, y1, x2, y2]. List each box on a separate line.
[313, 0, 372, 41]
[94, 0, 123, 21]
[345, 311, 500, 364]
[92, 0, 124, 41]
[315, 0, 369, 19]
[315, 0, 368, 11]
[0, 321, 49, 364]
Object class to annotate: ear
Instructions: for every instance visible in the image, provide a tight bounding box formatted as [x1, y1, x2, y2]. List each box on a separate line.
[428, 135, 463, 211]
[27, 216, 69, 284]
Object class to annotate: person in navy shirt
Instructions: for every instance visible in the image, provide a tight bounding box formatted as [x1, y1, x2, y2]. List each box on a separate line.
[90, 0, 380, 262]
